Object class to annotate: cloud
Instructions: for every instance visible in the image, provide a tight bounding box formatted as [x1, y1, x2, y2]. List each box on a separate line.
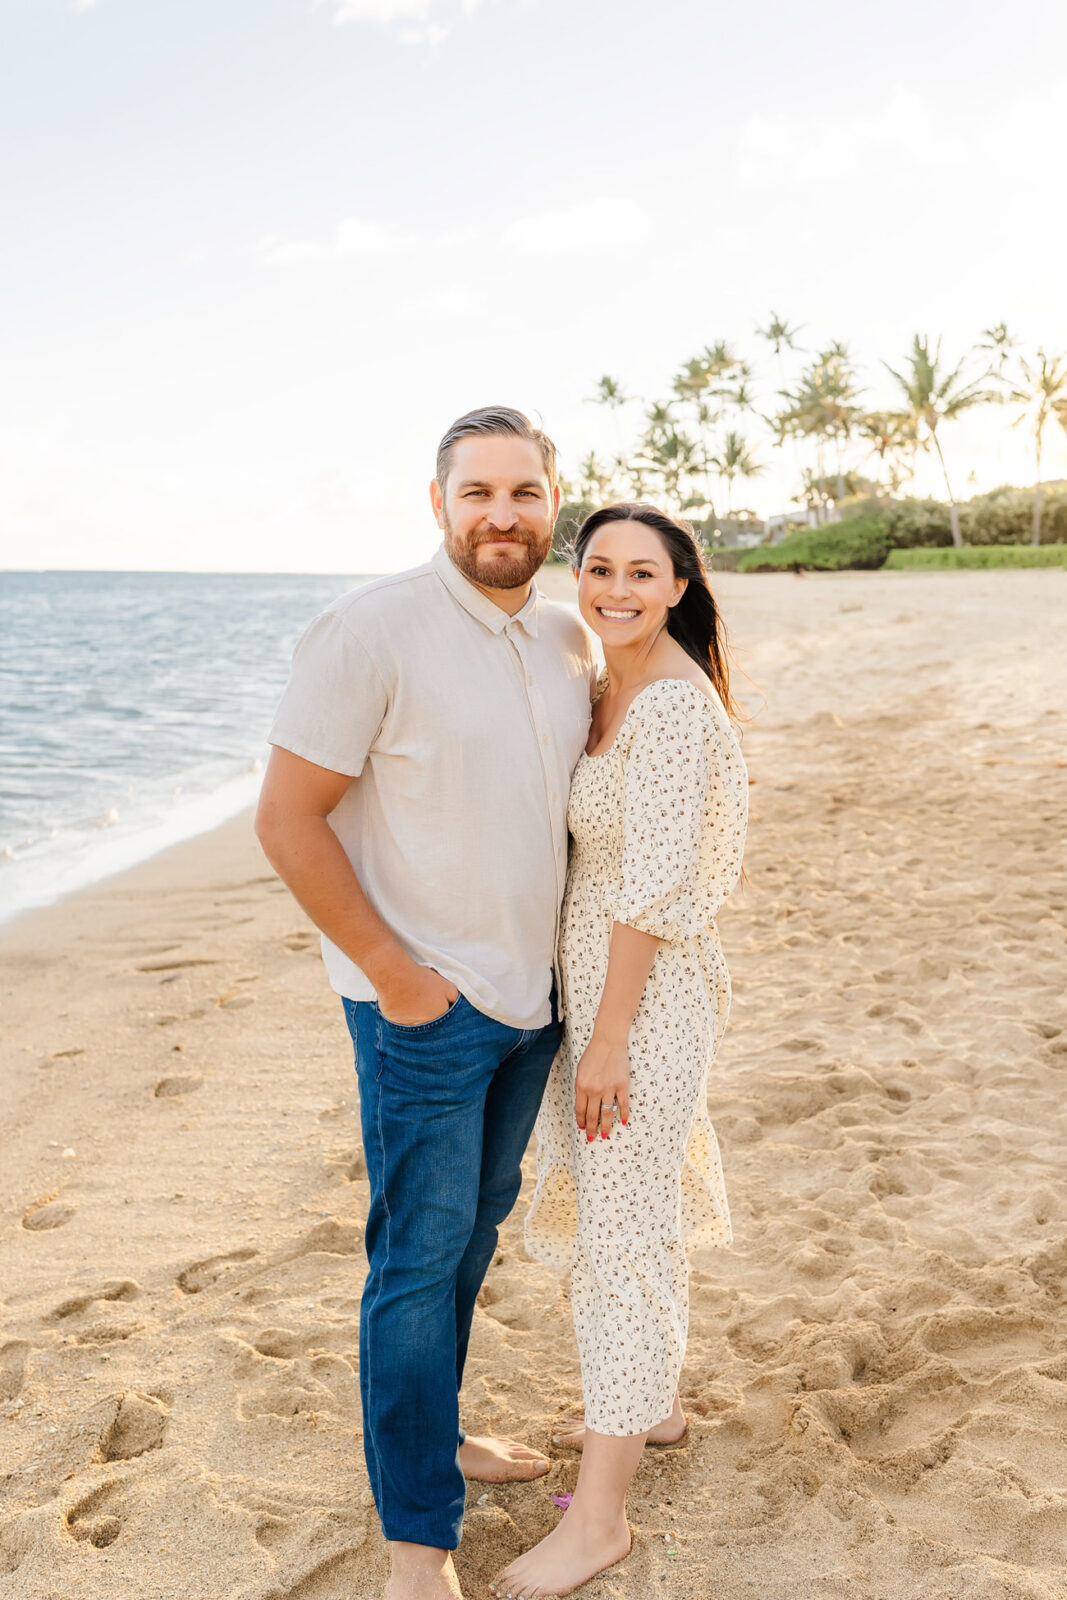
[500, 197, 651, 258]
[737, 88, 950, 189]
[259, 217, 409, 264]
[329, 0, 490, 35]
[402, 285, 482, 321]
[398, 22, 452, 45]
[331, 0, 431, 20]
[73, 0, 99, 11]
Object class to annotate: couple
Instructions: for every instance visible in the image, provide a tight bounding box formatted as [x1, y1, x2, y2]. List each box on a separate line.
[256, 406, 748, 1599]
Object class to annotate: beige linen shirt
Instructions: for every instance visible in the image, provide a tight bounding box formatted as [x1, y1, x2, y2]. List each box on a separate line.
[268, 545, 596, 1029]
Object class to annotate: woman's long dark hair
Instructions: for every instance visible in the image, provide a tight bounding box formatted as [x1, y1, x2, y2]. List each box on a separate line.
[572, 502, 738, 720]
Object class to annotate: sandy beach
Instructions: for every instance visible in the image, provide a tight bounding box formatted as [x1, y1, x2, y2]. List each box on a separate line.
[2, 567, 1065, 1600]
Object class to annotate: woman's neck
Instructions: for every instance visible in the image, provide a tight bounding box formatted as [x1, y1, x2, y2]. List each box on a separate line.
[602, 628, 683, 694]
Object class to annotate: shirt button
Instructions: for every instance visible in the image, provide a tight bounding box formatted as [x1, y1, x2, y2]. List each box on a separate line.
[552, 792, 558, 801]
[527, 673, 534, 685]
[543, 733, 549, 744]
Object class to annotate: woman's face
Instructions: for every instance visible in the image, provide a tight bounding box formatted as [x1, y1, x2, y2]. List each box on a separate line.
[576, 520, 686, 648]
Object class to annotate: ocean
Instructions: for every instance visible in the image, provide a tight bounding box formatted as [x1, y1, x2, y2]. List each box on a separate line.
[0, 571, 374, 924]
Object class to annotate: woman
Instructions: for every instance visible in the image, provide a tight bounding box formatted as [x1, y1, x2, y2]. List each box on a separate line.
[491, 504, 748, 1599]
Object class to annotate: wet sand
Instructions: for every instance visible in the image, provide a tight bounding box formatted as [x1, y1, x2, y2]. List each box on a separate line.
[1, 567, 1065, 1599]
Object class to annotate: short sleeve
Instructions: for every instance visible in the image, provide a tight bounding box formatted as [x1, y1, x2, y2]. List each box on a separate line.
[607, 683, 747, 942]
[268, 610, 388, 778]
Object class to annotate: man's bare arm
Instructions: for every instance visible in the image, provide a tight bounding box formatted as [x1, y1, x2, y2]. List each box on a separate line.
[254, 747, 457, 1025]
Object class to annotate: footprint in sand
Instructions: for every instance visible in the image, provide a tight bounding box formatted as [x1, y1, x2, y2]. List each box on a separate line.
[261, 1548, 370, 1600]
[66, 1479, 128, 1548]
[95, 1390, 168, 1461]
[177, 1248, 259, 1295]
[47, 1280, 141, 1323]
[153, 1074, 204, 1098]
[326, 1145, 367, 1182]
[285, 930, 317, 952]
[217, 989, 256, 1009]
[136, 957, 220, 973]
[21, 1199, 75, 1231]
[0, 1339, 29, 1403]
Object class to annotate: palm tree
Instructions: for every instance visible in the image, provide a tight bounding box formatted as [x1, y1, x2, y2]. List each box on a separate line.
[1007, 348, 1067, 544]
[638, 423, 703, 512]
[577, 450, 617, 504]
[756, 311, 803, 369]
[884, 335, 995, 547]
[708, 431, 764, 515]
[588, 375, 629, 411]
[977, 323, 1017, 380]
[857, 410, 920, 495]
[775, 344, 861, 518]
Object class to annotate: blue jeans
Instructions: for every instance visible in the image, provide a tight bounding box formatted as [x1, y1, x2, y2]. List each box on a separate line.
[342, 991, 561, 1550]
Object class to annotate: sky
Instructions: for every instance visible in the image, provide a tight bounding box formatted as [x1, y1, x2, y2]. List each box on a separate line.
[2, 0, 1066, 573]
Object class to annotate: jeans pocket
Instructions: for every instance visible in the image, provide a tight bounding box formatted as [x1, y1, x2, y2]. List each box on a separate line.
[375, 992, 466, 1036]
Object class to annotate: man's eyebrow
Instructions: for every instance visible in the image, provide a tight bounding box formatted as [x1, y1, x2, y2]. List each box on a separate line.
[455, 478, 545, 491]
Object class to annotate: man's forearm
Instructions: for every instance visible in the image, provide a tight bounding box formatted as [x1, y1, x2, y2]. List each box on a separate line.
[258, 813, 410, 990]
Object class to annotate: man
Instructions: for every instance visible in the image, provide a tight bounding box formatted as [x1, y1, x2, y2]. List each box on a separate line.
[255, 406, 595, 1600]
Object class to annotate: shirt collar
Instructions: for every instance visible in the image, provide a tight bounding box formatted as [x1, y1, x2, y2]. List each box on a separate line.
[431, 544, 541, 638]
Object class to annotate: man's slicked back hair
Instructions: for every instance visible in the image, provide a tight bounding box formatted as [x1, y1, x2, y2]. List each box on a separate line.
[436, 406, 558, 493]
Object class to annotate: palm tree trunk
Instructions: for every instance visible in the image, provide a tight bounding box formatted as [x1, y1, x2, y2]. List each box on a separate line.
[1032, 433, 1043, 546]
[930, 428, 962, 548]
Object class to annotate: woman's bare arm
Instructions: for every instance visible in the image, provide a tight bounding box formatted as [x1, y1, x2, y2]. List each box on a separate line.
[574, 921, 661, 1140]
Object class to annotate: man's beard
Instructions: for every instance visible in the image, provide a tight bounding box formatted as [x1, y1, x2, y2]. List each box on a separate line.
[442, 514, 552, 591]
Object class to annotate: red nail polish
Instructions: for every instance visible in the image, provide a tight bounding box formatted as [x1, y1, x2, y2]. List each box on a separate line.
[621, 1118, 628, 1126]
[586, 1133, 594, 1143]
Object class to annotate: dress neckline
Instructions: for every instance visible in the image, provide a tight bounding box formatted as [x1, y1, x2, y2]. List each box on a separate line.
[583, 675, 717, 760]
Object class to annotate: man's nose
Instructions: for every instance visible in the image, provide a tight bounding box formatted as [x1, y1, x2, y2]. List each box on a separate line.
[486, 497, 517, 531]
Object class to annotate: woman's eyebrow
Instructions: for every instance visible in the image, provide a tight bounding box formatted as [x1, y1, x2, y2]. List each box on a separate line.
[588, 555, 663, 567]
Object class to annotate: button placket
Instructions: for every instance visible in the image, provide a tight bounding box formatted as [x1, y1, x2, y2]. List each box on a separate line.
[508, 630, 569, 987]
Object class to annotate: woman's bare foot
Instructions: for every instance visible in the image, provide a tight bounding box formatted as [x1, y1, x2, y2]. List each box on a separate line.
[552, 1396, 686, 1451]
[489, 1507, 631, 1599]
[384, 1542, 464, 1599]
[459, 1435, 549, 1482]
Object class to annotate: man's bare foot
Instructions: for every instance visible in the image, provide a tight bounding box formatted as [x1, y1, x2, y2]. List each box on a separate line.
[384, 1542, 463, 1599]
[459, 1435, 549, 1483]
[552, 1396, 687, 1452]
[489, 1506, 631, 1599]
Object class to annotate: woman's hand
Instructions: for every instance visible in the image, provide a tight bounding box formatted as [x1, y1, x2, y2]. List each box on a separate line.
[574, 1030, 631, 1141]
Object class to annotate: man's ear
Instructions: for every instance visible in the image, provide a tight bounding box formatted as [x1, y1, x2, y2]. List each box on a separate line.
[552, 482, 561, 518]
[429, 478, 445, 528]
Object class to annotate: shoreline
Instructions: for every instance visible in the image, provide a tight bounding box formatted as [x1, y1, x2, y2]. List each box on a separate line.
[3, 562, 1054, 934]
[2, 569, 1065, 1599]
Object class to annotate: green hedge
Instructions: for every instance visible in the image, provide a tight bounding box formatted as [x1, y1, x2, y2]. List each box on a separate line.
[963, 484, 1067, 546]
[737, 514, 891, 572]
[706, 545, 748, 571]
[884, 544, 1067, 570]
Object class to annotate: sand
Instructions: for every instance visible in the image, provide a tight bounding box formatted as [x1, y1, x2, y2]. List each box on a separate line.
[1, 567, 1065, 1600]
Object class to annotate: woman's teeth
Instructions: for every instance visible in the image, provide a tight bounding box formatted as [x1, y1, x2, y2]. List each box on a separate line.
[598, 607, 639, 620]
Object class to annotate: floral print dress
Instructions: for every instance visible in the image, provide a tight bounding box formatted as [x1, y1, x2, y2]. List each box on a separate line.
[525, 676, 748, 1436]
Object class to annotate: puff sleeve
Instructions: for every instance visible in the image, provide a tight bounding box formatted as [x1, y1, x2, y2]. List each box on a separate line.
[606, 681, 747, 942]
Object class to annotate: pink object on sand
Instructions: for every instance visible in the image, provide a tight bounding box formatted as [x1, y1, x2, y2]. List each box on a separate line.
[552, 1493, 572, 1512]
